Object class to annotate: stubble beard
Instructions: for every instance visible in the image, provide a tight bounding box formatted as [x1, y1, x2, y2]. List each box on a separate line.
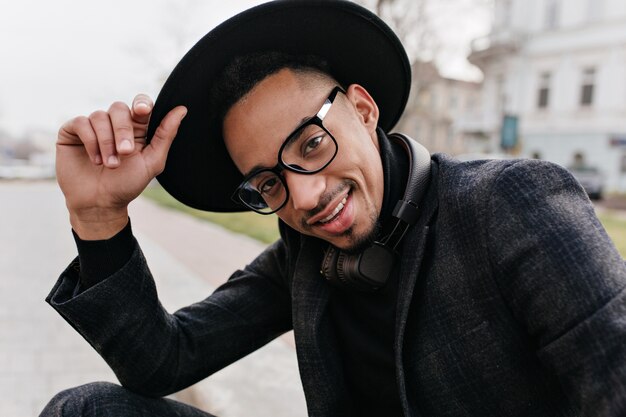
[298, 179, 382, 253]
[337, 209, 381, 254]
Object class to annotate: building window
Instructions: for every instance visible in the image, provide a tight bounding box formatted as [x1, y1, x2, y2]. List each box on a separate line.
[467, 96, 477, 112]
[537, 72, 551, 109]
[545, 0, 560, 30]
[430, 124, 437, 144]
[446, 126, 454, 147]
[419, 90, 431, 107]
[449, 93, 458, 110]
[501, 0, 512, 27]
[496, 75, 506, 115]
[571, 152, 586, 169]
[580, 68, 595, 107]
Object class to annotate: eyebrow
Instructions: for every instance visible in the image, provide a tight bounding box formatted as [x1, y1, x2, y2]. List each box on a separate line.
[288, 116, 314, 143]
[243, 163, 268, 178]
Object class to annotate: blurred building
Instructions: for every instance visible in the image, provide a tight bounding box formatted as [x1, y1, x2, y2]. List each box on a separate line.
[0, 129, 15, 166]
[469, 0, 626, 192]
[0, 129, 55, 179]
[395, 61, 486, 155]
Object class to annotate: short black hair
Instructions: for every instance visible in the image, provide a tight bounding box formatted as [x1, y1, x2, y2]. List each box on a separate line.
[210, 51, 336, 129]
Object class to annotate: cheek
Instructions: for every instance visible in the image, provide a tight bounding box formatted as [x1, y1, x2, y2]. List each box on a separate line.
[276, 212, 309, 236]
[336, 138, 382, 184]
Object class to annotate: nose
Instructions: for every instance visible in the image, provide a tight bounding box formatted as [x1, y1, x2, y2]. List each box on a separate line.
[284, 171, 325, 212]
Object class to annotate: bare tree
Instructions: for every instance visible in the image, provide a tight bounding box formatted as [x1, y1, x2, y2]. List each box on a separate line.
[357, 0, 439, 66]
[355, 0, 442, 145]
[356, 0, 494, 154]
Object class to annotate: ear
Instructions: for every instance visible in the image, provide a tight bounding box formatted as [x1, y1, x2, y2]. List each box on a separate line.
[345, 84, 379, 134]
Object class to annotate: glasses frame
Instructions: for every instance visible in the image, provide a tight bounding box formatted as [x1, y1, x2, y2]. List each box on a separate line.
[232, 86, 346, 214]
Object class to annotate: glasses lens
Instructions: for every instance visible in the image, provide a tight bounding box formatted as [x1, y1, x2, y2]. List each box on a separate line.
[239, 170, 286, 214]
[281, 123, 337, 172]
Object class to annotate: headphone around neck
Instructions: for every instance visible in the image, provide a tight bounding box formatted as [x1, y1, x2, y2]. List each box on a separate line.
[321, 133, 431, 292]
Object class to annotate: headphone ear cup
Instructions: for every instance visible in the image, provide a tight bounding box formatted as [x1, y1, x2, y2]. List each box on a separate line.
[320, 133, 430, 292]
[321, 246, 359, 288]
[322, 244, 383, 291]
[321, 245, 340, 282]
[336, 251, 349, 283]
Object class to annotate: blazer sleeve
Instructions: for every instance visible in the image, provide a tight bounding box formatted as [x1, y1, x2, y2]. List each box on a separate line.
[46, 237, 293, 398]
[486, 159, 626, 416]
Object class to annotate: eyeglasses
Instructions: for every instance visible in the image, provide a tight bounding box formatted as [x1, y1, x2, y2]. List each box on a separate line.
[232, 86, 345, 214]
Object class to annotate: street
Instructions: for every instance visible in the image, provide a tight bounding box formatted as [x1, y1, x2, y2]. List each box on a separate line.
[0, 180, 305, 417]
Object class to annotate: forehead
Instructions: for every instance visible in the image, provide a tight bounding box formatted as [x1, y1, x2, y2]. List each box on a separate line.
[223, 69, 329, 173]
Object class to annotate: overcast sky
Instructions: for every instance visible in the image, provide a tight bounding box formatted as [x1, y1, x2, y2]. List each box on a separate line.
[0, 0, 491, 139]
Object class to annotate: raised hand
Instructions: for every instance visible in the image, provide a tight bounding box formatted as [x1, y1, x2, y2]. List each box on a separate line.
[56, 94, 187, 239]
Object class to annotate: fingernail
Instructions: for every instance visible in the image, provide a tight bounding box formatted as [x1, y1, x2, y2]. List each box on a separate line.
[180, 109, 188, 121]
[94, 154, 102, 164]
[108, 155, 119, 165]
[136, 101, 150, 109]
[119, 140, 133, 152]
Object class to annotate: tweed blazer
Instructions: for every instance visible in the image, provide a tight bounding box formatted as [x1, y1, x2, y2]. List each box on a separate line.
[47, 153, 626, 417]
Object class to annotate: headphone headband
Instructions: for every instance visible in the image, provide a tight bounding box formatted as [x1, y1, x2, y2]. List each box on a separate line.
[322, 133, 431, 291]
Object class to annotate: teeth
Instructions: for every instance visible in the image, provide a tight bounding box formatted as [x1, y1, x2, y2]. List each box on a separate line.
[320, 197, 347, 224]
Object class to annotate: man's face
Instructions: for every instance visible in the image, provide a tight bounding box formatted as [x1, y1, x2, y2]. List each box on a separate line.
[223, 69, 384, 251]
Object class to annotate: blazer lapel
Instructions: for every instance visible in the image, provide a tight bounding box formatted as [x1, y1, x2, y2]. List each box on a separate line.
[394, 166, 440, 417]
[292, 236, 350, 416]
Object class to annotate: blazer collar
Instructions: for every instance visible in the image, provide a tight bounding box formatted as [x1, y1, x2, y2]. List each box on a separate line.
[393, 161, 439, 416]
[287, 144, 439, 416]
[291, 236, 350, 415]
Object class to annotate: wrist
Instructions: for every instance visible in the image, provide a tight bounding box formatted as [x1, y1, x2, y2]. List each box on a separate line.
[69, 209, 129, 240]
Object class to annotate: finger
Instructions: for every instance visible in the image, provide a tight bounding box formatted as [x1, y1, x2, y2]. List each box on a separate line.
[132, 120, 149, 143]
[143, 106, 187, 175]
[74, 116, 103, 164]
[89, 110, 119, 168]
[58, 116, 102, 165]
[131, 94, 153, 126]
[108, 101, 135, 155]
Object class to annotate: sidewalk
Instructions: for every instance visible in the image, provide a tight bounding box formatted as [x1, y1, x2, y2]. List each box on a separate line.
[0, 181, 306, 417]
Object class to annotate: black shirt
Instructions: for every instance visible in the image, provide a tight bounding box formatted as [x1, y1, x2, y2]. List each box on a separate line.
[328, 130, 408, 416]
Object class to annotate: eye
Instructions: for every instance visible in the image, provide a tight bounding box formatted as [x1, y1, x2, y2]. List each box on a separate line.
[259, 176, 280, 196]
[301, 134, 325, 158]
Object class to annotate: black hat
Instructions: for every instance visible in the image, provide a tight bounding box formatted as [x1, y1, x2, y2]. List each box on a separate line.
[147, 0, 411, 212]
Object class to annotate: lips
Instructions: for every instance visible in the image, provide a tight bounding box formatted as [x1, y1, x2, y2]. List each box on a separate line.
[307, 190, 350, 225]
[314, 192, 355, 235]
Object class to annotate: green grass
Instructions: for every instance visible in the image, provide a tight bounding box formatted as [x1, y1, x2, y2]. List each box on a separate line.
[598, 212, 626, 257]
[142, 184, 626, 258]
[141, 184, 280, 244]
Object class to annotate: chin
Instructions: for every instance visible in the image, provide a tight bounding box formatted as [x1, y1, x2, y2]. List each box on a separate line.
[329, 220, 381, 254]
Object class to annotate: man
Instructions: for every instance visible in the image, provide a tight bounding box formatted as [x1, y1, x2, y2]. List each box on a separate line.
[41, 1, 626, 416]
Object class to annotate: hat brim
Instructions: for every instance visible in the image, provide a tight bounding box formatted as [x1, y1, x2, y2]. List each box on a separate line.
[147, 0, 411, 212]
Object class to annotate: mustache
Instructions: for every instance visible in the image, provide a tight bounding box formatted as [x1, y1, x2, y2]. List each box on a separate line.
[300, 180, 354, 228]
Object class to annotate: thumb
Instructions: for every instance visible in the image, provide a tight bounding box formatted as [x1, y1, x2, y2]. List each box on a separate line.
[143, 106, 187, 175]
